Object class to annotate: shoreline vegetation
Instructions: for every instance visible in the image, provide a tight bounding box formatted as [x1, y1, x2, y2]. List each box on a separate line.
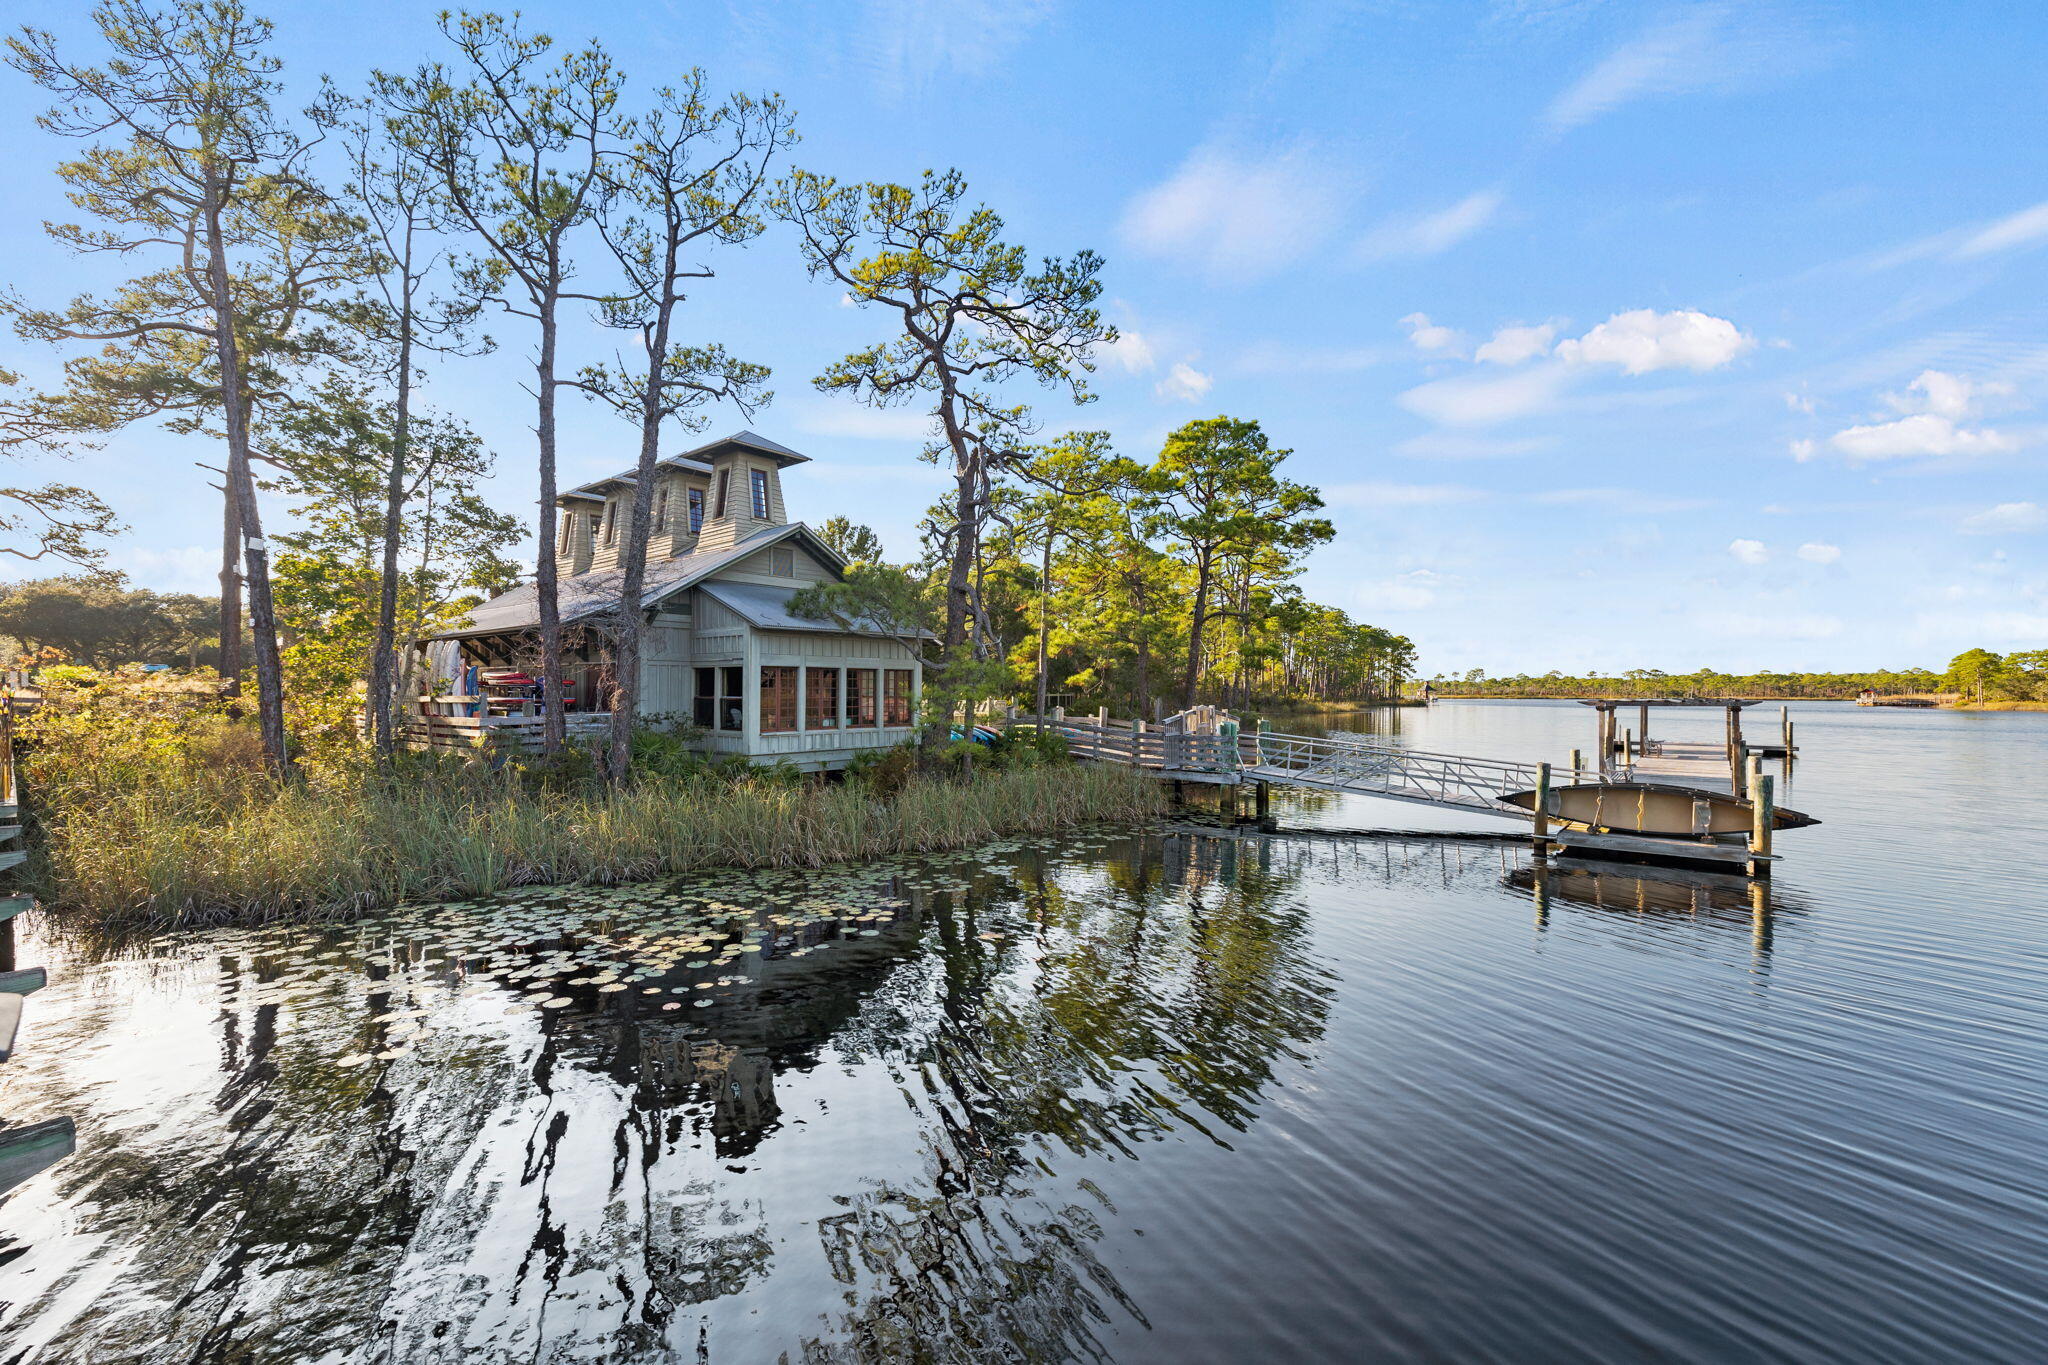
[16, 678, 1164, 928]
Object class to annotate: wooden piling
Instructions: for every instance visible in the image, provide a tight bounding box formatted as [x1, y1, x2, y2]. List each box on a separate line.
[1532, 761, 1553, 856]
[1569, 747, 1583, 778]
[1638, 701, 1651, 754]
[1750, 771, 1775, 878]
[1254, 780, 1270, 820]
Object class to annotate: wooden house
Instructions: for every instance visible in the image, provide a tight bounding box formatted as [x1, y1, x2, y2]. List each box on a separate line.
[417, 432, 924, 770]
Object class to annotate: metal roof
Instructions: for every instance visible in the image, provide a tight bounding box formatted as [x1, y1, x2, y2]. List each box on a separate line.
[562, 430, 811, 499]
[429, 522, 844, 641]
[697, 580, 926, 640]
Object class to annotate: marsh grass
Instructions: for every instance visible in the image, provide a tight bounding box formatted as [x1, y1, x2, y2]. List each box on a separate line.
[15, 680, 1163, 927]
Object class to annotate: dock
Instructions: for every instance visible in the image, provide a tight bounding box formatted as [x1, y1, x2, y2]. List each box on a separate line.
[0, 703, 77, 1198]
[1003, 699, 1809, 879]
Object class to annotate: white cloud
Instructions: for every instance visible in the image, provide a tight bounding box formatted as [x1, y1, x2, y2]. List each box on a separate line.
[1100, 329, 1157, 374]
[1953, 200, 2048, 258]
[1783, 389, 1815, 414]
[1325, 481, 1486, 508]
[1884, 368, 2012, 420]
[1156, 361, 1214, 403]
[1121, 144, 1347, 281]
[1475, 322, 1557, 366]
[1397, 363, 1568, 427]
[795, 406, 936, 441]
[1399, 312, 1467, 356]
[1728, 538, 1770, 565]
[1554, 308, 1753, 374]
[1393, 432, 1554, 459]
[838, 292, 857, 308]
[1960, 501, 2048, 535]
[1788, 437, 1817, 461]
[1356, 569, 1443, 611]
[1796, 542, 1842, 564]
[1358, 190, 1504, 261]
[1827, 413, 2017, 460]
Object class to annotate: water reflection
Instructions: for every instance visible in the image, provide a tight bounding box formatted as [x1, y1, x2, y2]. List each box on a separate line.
[0, 832, 1332, 1363]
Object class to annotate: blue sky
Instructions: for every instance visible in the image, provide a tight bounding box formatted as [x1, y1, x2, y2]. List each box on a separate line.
[3, 0, 2045, 675]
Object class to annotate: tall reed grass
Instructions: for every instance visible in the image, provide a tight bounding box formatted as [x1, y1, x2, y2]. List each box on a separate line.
[14, 685, 1163, 927]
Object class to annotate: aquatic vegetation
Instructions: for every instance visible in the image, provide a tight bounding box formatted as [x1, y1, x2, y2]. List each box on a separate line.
[13, 700, 1163, 926]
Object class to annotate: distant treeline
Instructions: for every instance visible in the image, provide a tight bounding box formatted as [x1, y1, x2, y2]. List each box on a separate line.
[1424, 667, 1943, 701]
[1425, 651, 2048, 702]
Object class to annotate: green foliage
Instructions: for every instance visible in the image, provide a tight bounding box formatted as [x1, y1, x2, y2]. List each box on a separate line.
[816, 515, 886, 565]
[262, 377, 520, 709]
[14, 684, 1163, 924]
[0, 575, 217, 668]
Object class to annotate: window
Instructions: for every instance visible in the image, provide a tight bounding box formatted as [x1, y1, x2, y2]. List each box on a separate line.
[805, 667, 840, 730]
[750, 468, 770, 520]
[687, 487, 704, 534]
[693, 667, 717, 728]
[720, 667, 744, 731]
[771, 547, 794, 577]
[847, 669, 878, 728]
[602, 502, 619, 546]
[588, 511, 603, 546]
[759, 666, 797, 733]
[654, 485, 670, 531]
[713, 469, 729, 519]
[884, 669, 914, 726]
[696, 666, 743, 730]
[559, 510, 576, 546]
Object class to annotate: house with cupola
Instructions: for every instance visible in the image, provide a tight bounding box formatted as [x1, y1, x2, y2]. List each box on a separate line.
[417, 431, 923, 770]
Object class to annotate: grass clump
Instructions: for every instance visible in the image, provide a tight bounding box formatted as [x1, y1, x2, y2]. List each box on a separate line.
[12, 674, 1162, 927]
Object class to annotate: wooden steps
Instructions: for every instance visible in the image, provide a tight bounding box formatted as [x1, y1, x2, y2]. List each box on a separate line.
[0, 1118, 76, 1197]
[0, 895, 33, 923]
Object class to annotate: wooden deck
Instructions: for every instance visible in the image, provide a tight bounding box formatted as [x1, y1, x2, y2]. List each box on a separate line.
[1008, 706, 1795, 878]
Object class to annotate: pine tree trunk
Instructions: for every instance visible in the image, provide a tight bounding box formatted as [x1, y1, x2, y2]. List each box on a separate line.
[218, 489, 242, 697]
[369, 279, 414, 758]
[534, 304, 566, 754]
[204, 179, 290, 776]
[608, 283, 676, 786]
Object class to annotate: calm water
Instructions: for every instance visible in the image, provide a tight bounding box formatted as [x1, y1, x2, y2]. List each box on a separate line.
[1, 700, 2044, 1362]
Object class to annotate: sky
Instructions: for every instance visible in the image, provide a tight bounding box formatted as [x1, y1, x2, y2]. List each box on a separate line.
[2, 0, 2045, 676]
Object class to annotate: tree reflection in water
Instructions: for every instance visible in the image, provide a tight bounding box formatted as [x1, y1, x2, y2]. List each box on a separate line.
[0, 831, 1332, 1364]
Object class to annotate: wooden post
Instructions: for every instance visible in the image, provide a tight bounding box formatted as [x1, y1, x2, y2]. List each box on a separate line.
[1569, 747, 1583, 778]
[1638, 700, 1650, 753]
[1623, 727, 1633, 760]
[1532, 761, 1552, 856]
[1256, 717, 1269, 767]
[1254, 780, 1270, 820]
[1781, 705, 1793, 757]
[1750, 771, 1775, 878]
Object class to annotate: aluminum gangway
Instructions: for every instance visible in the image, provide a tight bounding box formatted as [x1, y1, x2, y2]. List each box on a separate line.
[1005, 709, 1585, 821]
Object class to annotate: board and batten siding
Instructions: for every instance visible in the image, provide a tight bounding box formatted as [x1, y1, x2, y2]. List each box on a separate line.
[637, 624, 693, 717]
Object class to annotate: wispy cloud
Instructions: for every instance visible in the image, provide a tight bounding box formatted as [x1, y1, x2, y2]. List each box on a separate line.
[1543, 4, 1816, 135]
[1533, 488, 1713, 515]
[1120, 142, 1351, 282]
[1400, 312, 1468, 357]
[1357, 190, 1504, 261]
[1397, 363, 1570, 427]
[1960, 501, 2047, 535]
[1728, 538, 1770, 565]
[857, 0, 1057, 98]
[1326, 481, 1488, 508]
[1796, 542, 1842, 564]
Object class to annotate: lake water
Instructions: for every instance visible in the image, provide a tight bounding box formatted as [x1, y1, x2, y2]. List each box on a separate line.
[1, 700, 2044, 1362]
